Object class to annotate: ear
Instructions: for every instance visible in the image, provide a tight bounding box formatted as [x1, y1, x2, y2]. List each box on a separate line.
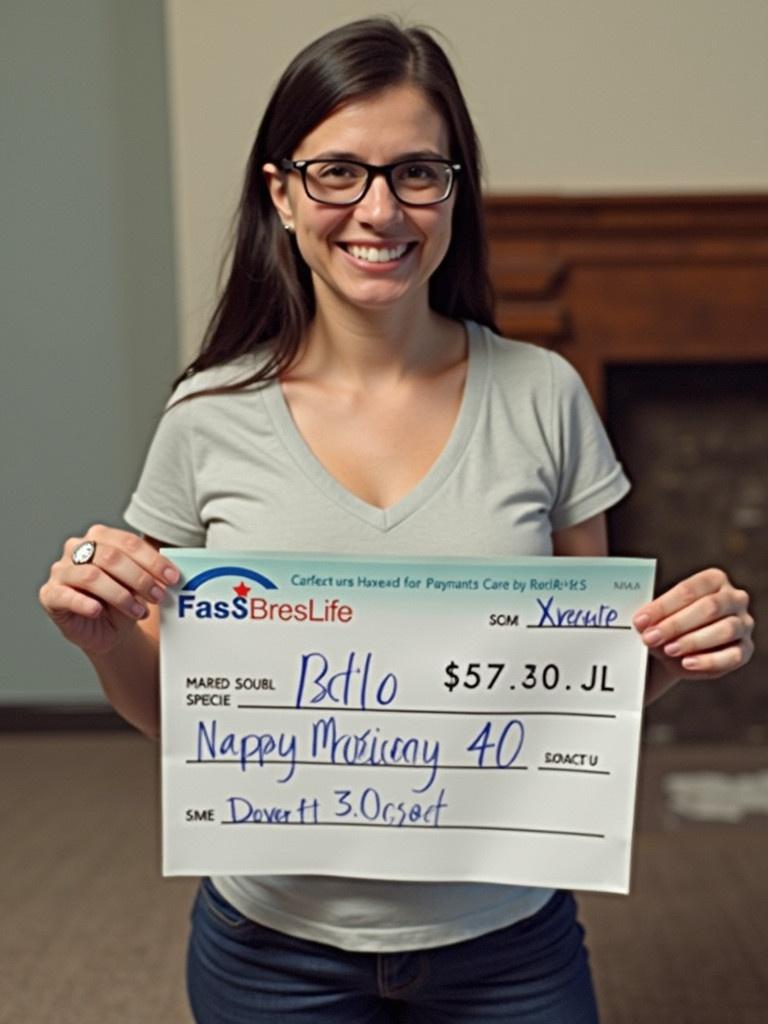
[262, 163, 295, 228]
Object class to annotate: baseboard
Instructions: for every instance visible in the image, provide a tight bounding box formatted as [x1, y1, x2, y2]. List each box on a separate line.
[0, 704, 132, 731]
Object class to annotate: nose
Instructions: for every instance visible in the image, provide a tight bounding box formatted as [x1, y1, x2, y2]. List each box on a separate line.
[353, 172, 404, 230]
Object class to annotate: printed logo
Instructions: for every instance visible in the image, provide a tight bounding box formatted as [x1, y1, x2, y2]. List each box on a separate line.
[177, 565, 353, 623]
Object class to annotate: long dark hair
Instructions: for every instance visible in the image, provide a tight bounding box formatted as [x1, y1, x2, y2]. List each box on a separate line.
[172, 17, 498, 398]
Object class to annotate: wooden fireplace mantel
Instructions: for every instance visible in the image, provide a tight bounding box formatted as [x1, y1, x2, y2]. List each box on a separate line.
[483, 194, 768, 411]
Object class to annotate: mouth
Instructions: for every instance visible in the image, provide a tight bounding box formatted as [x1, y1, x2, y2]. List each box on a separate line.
[337, 242, 417, 264]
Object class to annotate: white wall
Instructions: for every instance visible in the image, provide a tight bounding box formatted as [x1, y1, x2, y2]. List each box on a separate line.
[165, 0, 768, 362]
[2, 1, 178, 704]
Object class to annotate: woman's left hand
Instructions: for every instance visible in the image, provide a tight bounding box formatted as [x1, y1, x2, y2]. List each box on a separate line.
[633, 567, 754, 686]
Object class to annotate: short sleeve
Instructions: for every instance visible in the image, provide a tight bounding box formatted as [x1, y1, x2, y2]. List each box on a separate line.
[547, 350, 631, 531]
[123, 396, 205, 546]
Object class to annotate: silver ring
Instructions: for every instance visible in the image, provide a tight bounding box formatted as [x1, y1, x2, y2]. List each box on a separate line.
[72, 540, 97, 565]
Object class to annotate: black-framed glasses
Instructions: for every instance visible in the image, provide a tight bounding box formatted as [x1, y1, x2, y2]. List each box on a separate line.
[279, 157, 461, 206]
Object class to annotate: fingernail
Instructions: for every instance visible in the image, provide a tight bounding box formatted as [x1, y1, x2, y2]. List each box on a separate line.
[643, 628, 662, 645]
[682, 656, 699, 670]
[633, 613, 650, 630]
[664, 642, 682, 657]
[163, 567, 180, 584]
[132, 602, 147, 619]
[150, 586, 165, 602]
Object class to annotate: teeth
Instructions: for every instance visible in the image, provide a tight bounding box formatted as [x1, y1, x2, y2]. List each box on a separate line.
[346, 244, 409, 263]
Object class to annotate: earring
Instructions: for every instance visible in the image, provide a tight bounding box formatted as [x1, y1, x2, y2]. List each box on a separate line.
[283, 222, 295, 233]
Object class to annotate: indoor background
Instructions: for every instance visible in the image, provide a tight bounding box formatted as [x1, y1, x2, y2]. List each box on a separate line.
[2, 1, 766, 1021]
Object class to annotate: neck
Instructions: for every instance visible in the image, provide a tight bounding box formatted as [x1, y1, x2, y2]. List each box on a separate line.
[294, 288, 463, 387]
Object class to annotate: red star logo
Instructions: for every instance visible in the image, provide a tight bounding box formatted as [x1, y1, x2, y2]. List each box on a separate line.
[234, 582, 251, 597]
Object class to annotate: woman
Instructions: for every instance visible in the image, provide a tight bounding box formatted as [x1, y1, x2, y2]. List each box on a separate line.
[39, 18, 754, 1023]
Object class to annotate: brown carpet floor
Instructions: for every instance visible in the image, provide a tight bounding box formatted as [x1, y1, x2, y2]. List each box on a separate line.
[2, 734, 766, 1023]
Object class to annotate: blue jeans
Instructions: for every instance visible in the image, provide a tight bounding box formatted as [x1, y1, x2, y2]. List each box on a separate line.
[187, 878, 600, 1023]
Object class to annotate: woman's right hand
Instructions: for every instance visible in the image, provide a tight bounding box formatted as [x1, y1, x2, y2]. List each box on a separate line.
[39, 525, 180, 658]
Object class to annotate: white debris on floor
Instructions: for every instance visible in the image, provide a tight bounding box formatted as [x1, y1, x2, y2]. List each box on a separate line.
[663, 771, 768, 822]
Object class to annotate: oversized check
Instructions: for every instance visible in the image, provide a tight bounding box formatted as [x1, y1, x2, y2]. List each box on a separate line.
[160, 551, 655, 892]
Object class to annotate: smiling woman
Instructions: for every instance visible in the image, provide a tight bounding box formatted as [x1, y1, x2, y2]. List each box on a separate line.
[263, 84, 457, 318]
[38, 14, 754, 1024]
[165, 16, 494, 400]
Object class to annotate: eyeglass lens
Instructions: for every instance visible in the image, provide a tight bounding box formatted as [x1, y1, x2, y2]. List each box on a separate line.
[303, 161, 453, 204]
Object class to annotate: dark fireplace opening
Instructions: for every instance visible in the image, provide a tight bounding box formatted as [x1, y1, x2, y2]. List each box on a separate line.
[606, 362, 767, 744]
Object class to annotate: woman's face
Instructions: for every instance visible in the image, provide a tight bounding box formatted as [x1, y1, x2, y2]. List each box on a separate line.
[264, 84, 456, 316]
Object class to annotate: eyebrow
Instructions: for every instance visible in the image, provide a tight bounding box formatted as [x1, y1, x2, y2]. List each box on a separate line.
[300, 149, 449, 162]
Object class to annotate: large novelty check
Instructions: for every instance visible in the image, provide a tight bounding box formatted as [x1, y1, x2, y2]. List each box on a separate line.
[160, 552, 655, 892]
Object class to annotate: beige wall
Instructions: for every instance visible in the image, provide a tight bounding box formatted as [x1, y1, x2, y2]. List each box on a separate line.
[165, 0, 768, 362]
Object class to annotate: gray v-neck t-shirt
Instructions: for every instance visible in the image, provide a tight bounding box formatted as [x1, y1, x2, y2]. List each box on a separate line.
[124, 321, 630, 951]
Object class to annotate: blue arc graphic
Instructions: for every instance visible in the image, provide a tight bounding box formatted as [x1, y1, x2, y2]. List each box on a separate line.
[182, 567, 278, 592]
